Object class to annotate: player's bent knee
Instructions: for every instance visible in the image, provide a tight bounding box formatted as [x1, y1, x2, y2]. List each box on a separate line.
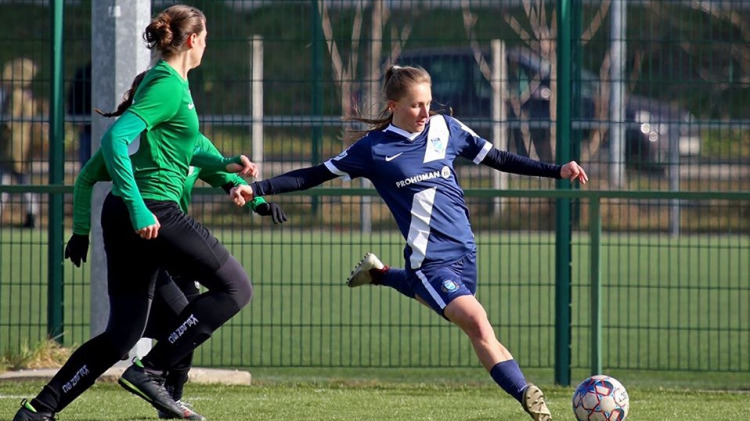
[216, 256, 253, 308]
[235, 280, 253, 308]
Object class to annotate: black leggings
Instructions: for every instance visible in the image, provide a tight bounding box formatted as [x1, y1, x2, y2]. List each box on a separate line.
[102, 194, 253, 367]
[35, 194, 252, 412]
[144, 270, 199, 341]
[141, 270, 199, 375]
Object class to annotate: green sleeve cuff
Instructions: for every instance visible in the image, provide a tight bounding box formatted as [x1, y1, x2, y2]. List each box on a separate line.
[130, 203, 156, 229]
[248, 196, 267, 211]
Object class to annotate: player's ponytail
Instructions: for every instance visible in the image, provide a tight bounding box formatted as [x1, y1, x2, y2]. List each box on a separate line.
[95, 71, 147, 118]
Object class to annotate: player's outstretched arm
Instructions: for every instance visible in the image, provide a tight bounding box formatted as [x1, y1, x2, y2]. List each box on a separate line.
[249, 164, 337, 196]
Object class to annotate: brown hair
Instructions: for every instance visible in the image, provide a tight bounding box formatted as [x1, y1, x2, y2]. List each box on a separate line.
[143, 4, 206, 58]
[95, 5, 205, 118]
[95, 71, 147, 118]
[345, 65, 435, 142]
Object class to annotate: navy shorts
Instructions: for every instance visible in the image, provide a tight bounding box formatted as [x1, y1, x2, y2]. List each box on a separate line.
[407, 250, 477, 317]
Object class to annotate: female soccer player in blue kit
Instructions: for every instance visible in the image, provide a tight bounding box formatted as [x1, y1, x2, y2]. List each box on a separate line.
[234, 65, 588, 421]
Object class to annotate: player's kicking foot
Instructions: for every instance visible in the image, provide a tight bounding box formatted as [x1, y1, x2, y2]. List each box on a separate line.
[158, 400, 206, 420]
[118, 359, 184, 418]
[12, 400, 55, 421]
[522, 384, 552, 421]
[346, 252, 385, 287]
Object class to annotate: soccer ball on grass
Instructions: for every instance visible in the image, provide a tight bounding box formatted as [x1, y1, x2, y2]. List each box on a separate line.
[572, 375, 629, 421]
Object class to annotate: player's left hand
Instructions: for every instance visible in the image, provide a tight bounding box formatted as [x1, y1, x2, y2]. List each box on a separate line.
[136, 213, 161, 239]
[226, 155, 259, 178]
[230, 185, 254, 206]
[64, 234, 89, 267]
[254, 202, 288, 224]
[561, 161, 588, 184]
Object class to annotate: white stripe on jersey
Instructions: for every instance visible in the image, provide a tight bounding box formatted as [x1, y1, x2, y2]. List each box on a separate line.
[324, 160, 350, 180]
[407, 187, 436, 269]
[451, 116, 493, 164]
[416, 269, 447, 310]
[423, 115, 449, 163]
[473, 141, 493, 164]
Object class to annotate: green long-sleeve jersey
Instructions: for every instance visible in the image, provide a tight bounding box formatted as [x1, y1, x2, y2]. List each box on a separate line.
[72, 134, 264, 236]
[101, 61, 243, 230]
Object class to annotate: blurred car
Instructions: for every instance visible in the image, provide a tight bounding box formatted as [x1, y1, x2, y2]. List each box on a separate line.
[389, 47, 701, 171]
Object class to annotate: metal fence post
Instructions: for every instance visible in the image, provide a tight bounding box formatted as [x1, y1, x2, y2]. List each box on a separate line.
[310, 0, 323, 214]
[555, 0, 573, 387]
[589, 197, 602, 375]
[491, 39, 507, 216]
[47, 0, 65, 342]
[250, 35, 264, 177]
[609, 0, 628, 189]
[91, 0, 152, 359]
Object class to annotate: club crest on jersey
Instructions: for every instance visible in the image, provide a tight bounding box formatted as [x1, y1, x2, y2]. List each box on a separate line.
[334, 149, 349, 160]
[442, 279, 459, 293]
[188, 166, 196, 176]
[430, 137, 444, 153]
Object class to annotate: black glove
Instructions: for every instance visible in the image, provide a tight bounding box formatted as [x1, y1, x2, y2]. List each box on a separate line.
[254, 202, 288, 225]
[64, 234, 89, 267]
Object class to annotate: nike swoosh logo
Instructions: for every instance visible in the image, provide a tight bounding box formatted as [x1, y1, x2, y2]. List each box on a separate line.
[188, 103, 195, 110]
[385, 152, 403, 162]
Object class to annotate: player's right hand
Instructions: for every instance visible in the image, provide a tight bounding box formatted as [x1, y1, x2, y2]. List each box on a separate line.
[230, 185, 254, 206]
[64, 234, 90, 267]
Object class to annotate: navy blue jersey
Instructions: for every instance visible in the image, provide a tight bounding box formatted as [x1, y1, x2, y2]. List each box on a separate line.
[325, 115, 491, 269]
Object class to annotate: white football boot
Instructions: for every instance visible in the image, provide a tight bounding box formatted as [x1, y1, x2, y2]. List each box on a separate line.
[522, 384, 552, 421]
[346, 253, 385, 287]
